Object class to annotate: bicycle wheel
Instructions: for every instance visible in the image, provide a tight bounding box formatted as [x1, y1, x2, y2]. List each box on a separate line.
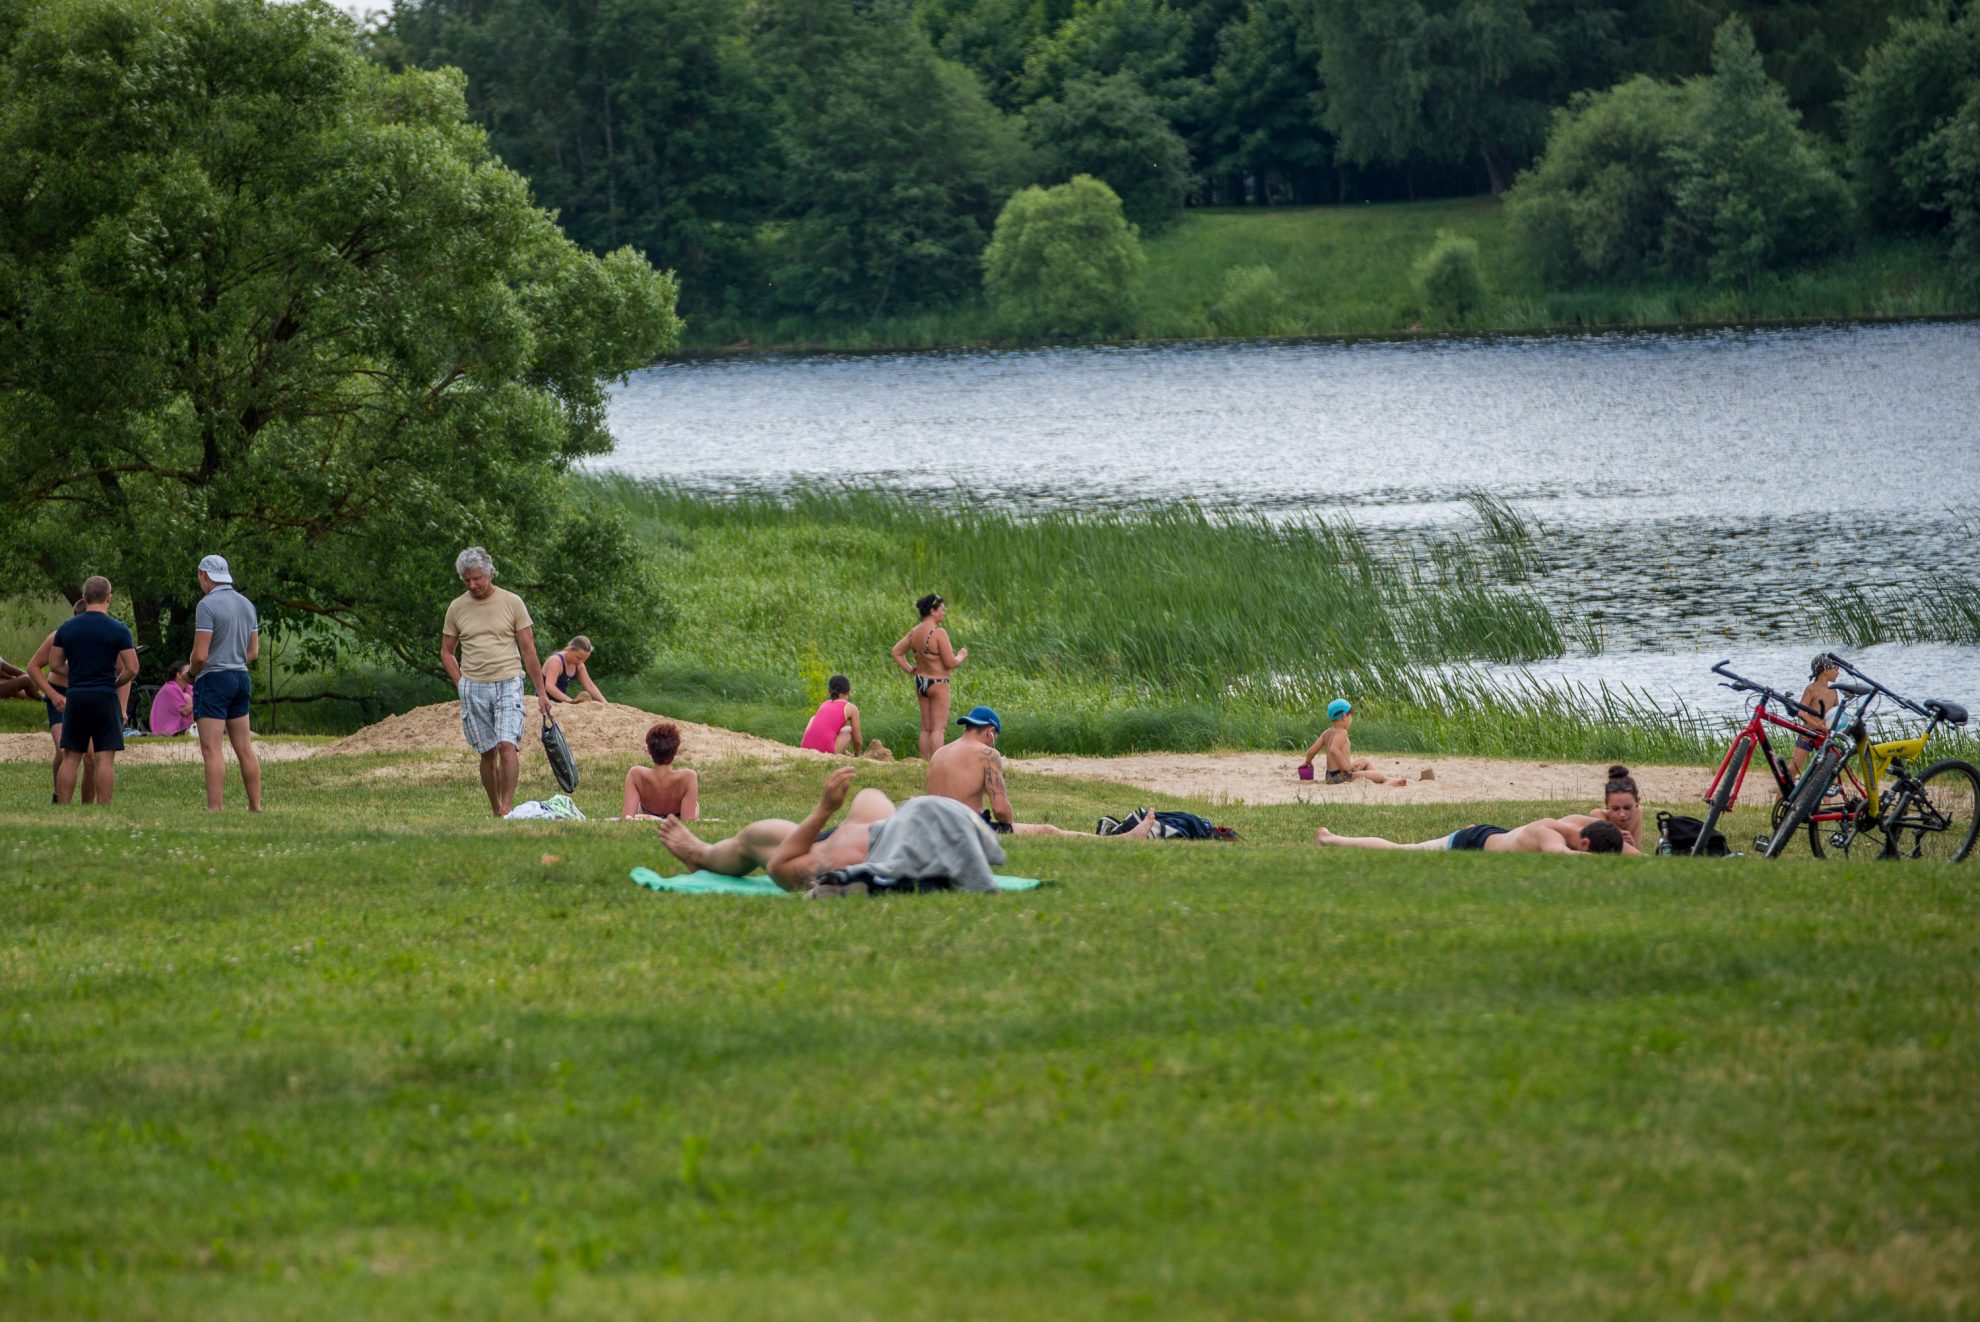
[1695, 736, 1750, 856]
[1769, 796, 1825, 859]
[1766, 745, 1841, 859]
[1881, 759, 1980, 862]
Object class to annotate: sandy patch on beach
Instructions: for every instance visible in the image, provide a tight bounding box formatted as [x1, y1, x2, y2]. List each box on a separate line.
[1012, 751, 1709, 807]
[314, 699, 816, 766]
[0, 733, 324, 765]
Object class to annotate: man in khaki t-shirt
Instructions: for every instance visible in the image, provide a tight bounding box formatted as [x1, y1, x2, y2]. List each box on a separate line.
[440, 546, 551, 817]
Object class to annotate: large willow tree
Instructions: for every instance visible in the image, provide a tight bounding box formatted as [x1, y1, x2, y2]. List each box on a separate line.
[0, 0, 682, 673]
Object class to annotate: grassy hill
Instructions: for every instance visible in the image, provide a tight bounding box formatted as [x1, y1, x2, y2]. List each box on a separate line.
[688, 199, 1969, 351]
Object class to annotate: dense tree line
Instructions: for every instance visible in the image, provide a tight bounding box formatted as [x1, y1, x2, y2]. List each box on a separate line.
[1, 0, 682, 669]
[376, 0, 1946, 330]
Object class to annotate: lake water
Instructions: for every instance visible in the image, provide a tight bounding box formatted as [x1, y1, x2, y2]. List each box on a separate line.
[602, 321, 1980, 718]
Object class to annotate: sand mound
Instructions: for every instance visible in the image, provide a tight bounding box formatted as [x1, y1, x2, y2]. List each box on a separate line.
[315, 699, 820, 766]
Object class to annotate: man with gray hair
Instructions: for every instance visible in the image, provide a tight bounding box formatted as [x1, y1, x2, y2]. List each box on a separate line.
[441, 546, 552, 817]
[189, 554, 263, 811]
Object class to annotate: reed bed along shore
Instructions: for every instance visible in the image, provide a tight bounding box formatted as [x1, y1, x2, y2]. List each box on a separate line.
[592, 480, 1722, 762]
[10, 482, 1968, 761]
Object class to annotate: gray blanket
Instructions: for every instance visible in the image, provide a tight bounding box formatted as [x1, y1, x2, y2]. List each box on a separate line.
[843, 795, 1007, 893]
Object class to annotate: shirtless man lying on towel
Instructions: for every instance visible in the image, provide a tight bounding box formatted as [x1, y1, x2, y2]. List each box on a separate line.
[1312, 817, 1628, 854]
[657, 766, 888, 891]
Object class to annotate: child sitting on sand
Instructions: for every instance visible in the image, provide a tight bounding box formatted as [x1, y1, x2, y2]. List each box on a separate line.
[1300, 699, 1408, 788]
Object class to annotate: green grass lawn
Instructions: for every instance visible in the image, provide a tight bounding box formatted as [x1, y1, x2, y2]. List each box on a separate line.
[3, 750, 1974, 1318]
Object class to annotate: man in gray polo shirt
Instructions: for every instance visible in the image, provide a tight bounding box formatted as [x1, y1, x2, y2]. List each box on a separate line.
[188, 554, 263, 811]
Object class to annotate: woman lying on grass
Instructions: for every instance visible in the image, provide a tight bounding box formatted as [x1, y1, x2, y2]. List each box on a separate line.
[622, 721, 698, 821]
[1313, 817, 1629, 854]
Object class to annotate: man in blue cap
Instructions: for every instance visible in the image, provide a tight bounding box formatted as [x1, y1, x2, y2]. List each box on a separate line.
[1299, 698, 1408, 788]
[926, 705, 1153, 836]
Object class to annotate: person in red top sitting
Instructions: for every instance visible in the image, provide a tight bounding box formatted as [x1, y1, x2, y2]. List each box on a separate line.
[798, 674, 862, 755]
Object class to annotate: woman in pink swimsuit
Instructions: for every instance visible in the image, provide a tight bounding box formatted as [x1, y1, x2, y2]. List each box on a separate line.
[799, 675, 862, 755]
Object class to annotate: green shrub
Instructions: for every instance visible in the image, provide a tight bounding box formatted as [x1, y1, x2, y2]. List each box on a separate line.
[1505, 76, 1694, 283]
[1206, 264, 1293, 336]
[1412, 230, 1489, 323]
[982, 175, 1144, 339]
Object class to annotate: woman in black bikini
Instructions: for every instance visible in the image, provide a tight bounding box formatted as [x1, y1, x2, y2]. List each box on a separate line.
[891, 593, 967, 760]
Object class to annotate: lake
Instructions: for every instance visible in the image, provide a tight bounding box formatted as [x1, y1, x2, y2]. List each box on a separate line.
[601, 321, 1980, 718]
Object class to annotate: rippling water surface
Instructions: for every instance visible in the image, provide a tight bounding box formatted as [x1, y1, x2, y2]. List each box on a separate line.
[602, 321, 1980, 708]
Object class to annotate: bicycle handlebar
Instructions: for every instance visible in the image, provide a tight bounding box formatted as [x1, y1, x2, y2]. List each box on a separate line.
[1709, 659, 1826, 723]
[1826, 653, 1930, 719]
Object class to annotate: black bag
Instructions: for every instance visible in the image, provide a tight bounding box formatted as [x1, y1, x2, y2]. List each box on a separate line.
[1657, 811, 1725, 857]
[1096, 809, 1236, 841]
[541, 713, 580, 794]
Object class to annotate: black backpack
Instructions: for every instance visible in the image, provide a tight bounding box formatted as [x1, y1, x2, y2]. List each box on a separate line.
[1658, 811, 1726, 857]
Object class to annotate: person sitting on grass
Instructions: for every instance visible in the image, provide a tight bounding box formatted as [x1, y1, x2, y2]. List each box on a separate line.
[623, 721, 699, 821]
[0, 654, 41, 701]
[1300, 699, 1408, 787]
[926, 705, 1155, 838]
[1312, 817, 1627, 855]
[543, 636, 607, 705]
[799, 674, 862, 755]
[147, 661, 195, 736]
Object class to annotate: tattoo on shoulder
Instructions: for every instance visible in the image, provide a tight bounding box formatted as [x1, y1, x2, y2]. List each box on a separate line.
[984, 751, 1006, 791]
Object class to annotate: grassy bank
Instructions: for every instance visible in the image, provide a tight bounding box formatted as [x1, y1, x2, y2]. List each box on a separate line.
[10, 487, 1973, 763]
[685, 199, 1970, 350]
[594, 482, 1717, 764]
[3, 755, 1975, 1317]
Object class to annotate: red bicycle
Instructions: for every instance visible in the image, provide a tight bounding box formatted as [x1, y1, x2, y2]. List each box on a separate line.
[1693, 660, 1839, 856]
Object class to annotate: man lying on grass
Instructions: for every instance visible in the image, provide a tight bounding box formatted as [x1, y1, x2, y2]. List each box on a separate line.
[657, 765, 1156, 894]
[1313, 817, 1631, 854]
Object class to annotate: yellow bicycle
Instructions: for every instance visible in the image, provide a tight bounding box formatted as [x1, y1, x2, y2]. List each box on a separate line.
[1764, 658, 1976, 861]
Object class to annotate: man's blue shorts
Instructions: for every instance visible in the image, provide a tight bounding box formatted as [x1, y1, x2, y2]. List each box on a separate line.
[59, 689, 125, 753]
[193, 669, 252, 721]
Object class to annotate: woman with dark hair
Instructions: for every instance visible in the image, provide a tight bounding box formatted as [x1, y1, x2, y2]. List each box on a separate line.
[148, 660, 196, 736]
[800, 674, 862, 755]
[622, 721, 699, 820]
[890, 593, 967, 760]
[1558, 765, 1644, 853]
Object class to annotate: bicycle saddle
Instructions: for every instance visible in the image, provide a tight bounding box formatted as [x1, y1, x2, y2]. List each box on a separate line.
[1833, 680, 1874, 697]
[1924, 699, 1969, 726]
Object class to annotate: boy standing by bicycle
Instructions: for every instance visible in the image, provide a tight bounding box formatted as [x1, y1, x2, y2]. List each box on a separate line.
[1787, 653, 1843, 781]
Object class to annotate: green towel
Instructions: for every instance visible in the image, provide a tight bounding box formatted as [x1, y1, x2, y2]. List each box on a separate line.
[631, 867, 1044, 895]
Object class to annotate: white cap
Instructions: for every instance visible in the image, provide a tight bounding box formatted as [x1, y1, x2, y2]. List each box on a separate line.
[198, 554, 233, 585]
